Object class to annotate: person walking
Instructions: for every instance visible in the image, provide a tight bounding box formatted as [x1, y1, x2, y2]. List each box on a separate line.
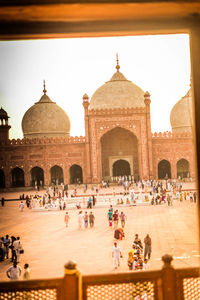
[78, 211, 84, 230]
[64, 212, 70, 228]
[144, 234, 152, 260]
[108, 209, 113, 227]
[89, 212, 95, 228]
[6, 261, 22, 280]
[23, 263, 31, 280]
[113, 210, 119, 228]
[3, 234, 10, 259]
[112, 242, 122, 269]
[13, 237, 22, 263]
[119, 211, 126, 228]
[1, 197, 5, 207]
[19, 201, 24, 212]
[84, 211, 89, 228]
[0, 238, 4, 261]
[10, 236, 17, 262]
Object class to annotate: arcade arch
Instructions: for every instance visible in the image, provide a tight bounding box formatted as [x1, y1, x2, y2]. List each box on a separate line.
[112, 159, 131, 177]
[158, 160, 171, 179]
[0, 169, 5, 188]
[101, 127, 139, 180]
[177, 159, 190, 179]
[31, 166, 44, 187]
[50, 165, 64, 185]
[11, 167, 25, 187]
[69, 164, 83, 184]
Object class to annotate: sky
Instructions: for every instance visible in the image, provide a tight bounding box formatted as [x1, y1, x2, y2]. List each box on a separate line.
[0, 34, 190, 139]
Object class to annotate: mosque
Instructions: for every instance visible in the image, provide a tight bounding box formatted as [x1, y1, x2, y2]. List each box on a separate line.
[0, 59, 195, 189]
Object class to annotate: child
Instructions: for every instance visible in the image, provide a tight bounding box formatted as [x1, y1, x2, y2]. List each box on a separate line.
[23, 263, 31, 280]
[143, 258, 148, 270]
[64, 212, 70, 227]
[108, 209, 113, 227]
[127, 251, 133, 270]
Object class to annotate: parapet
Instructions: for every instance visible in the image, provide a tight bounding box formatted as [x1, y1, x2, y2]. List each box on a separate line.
[152, 131, 193, 139]
[0, 136, 86, 146]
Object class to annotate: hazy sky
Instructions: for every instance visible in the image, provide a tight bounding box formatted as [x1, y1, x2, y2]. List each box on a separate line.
[0, 34, 190, 139]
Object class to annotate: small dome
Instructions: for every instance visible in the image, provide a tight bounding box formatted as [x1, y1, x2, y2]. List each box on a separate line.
[0, 107, 9, 119]
[89, 69, 145, 110]
[170, 89, 193, 133]
[22, 88, 70, 138]
[83, 93, 89, 102]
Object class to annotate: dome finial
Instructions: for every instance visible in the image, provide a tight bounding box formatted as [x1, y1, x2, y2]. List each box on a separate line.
[43, 80, 47, 94]
[116, 53, 120, 72]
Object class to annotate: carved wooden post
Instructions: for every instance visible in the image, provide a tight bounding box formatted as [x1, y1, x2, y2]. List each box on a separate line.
[62, 260, 82, 300]
[161, 254, 176, 300]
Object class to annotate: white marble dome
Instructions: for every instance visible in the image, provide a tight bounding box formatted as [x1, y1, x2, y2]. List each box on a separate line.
[22, 87, 70, 138]
[89, 66, 145, 110]
[170, 89, 193, 133]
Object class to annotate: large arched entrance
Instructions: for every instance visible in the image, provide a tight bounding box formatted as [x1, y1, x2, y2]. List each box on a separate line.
[177, 159, 190, 179]
[31, 167, 44, 187]
[101, 127, 139, 180]
[0, 169, 5, 188]
[113, 159, 131, 176]
[158, 160, 171, 179]
[50, 165, 64, 185]
[11, 167, 25, 187]
[70, 165, 83, 184]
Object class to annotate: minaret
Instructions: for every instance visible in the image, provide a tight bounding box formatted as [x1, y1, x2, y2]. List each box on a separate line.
[82, 93, 91, 183]
[144, 91, 153, 179]
[0, 107, 11, 143]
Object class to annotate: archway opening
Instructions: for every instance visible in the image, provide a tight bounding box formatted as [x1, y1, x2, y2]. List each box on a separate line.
[31, 166, 44, 187]
[50, 165, 64, 185]
[177, 159, 190, 179]
[112, 159, 131, 177]
[158, 160, 171, 179]
[70, 165, 83, 184]
[0, 169, 5, 188]
[101, 127, 139, 180]
[12, 167, 25, 187]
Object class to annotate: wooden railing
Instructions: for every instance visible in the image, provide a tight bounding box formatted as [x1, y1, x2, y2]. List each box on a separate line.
[0, 256, 199, 300]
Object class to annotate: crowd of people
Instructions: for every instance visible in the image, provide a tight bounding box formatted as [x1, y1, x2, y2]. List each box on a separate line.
[77, 211, 95, 229]
[0, 234, 30, 280]
[0, 178, 197, 280]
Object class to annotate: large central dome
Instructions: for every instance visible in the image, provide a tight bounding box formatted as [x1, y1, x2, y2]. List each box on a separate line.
[170, 88, 193, 133]
[89, 62, 145, 110]
[22, 83, 70, 138]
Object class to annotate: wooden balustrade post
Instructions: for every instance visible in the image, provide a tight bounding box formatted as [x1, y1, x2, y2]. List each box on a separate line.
[62, 260, 82, 300]
[161, 254, 177, 300]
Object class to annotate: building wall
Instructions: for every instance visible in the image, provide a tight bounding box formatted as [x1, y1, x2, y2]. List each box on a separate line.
[152, 132, 195, 179]
[0, 137, 86, 188]
[87, 107, 151, 183]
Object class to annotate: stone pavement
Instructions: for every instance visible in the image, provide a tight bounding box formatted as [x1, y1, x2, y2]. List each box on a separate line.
[0, 184, 199, 281]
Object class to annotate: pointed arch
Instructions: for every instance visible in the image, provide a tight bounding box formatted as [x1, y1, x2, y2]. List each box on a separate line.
[0, 169, 5, 188]
[158, 160, 171, 179]
[69, 164, 83, 184]
[31, 166, 44, 187]
[100, 127, 139, 179]
[50, 165, 64, 185]
[112, 159, 131, 177]
[177, 159, 190, 179]
[11, 167, 25, 187]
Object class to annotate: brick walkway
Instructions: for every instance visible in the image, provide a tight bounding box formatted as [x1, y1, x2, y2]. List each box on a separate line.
[0, 183, 199, 281]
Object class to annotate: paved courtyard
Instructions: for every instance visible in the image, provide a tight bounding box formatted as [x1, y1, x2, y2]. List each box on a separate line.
[0, 184, 199, 281]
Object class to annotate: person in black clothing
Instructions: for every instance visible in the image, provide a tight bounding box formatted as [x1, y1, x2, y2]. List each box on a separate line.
[10, 236, 17, 262]
[92, 195, 96, 206]
[0, 237, 4, 261]
[1, 197, 5, 206]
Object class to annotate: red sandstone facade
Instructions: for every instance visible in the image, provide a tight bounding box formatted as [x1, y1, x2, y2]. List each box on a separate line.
[0, 96, 195, 189]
